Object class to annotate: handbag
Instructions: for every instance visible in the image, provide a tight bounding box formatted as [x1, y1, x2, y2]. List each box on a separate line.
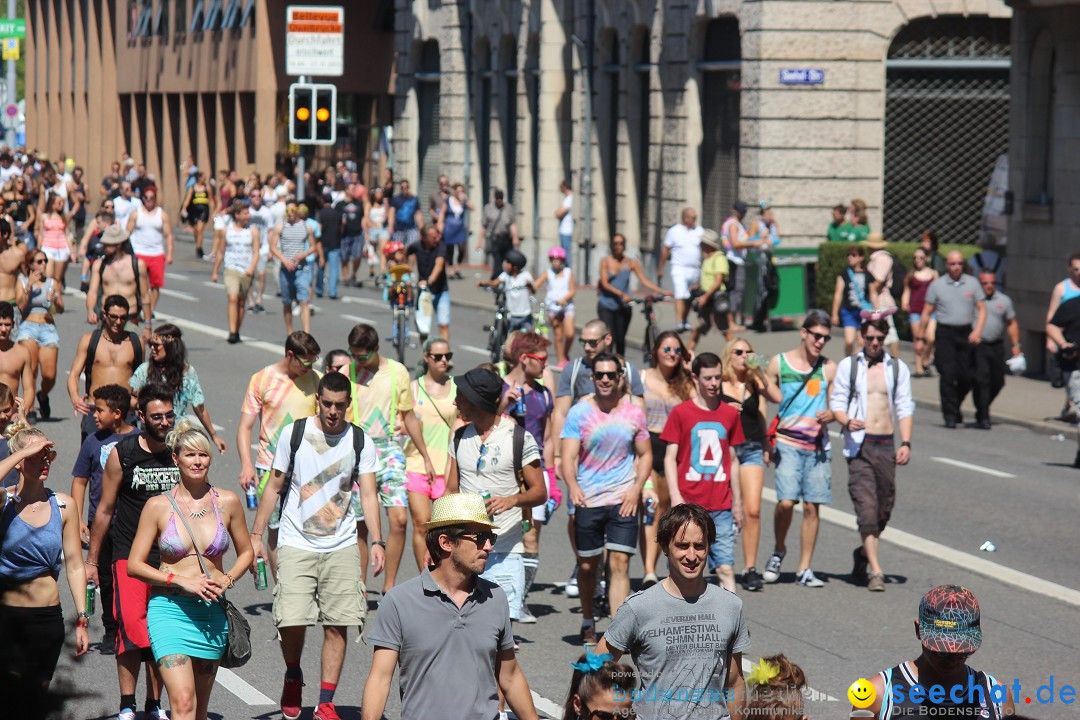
[711, 291, 731, 315]
[765, 356, 822, 450]
[166, 491, 252, 668]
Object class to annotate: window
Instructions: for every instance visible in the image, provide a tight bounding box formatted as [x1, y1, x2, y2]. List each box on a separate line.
[220, 0, 240, 30]
[1024, 29, 1054, 206]
[189, 0, 203, 32]
[204, 0, 222, 30]
[154, 0, 170, 37]
[174, 0, 186, 35]
[240, 0, 255, 29]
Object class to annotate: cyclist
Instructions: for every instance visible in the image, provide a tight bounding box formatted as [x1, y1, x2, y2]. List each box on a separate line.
[478, 248, 534, 332]
[382, 241, 414, 350]
[531, 247, 576, 368]
[597, 234, 668, 355]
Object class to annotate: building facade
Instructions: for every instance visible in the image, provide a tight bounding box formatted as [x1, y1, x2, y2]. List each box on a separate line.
[1005, 0, 1080, 367]
[392, 0, 1011, 282]
[23, 0, 394, 213]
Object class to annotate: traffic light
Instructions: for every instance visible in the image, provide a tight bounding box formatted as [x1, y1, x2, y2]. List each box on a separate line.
[289, 83, 336, 145]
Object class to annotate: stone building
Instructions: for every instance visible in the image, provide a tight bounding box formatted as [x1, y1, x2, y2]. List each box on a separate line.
[392, 0, 1011, 281]
[1005, 0, 1080, 365]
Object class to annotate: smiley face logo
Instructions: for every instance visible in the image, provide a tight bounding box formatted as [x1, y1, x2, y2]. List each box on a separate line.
[848, 678, 876, 709]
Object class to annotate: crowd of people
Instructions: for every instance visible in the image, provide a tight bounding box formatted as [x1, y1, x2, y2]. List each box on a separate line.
[0, 146, 1055, 720]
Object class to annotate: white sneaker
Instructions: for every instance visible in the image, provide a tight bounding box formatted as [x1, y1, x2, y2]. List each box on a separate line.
[518, 605, 537, 624]
[565, 576, 579, 598]
[796, 568, 825, 588]
[762, 551, 785, 583]
[117, 711, 136, 720]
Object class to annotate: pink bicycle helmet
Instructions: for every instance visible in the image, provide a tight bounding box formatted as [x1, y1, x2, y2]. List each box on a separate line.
[548, 246, 567, 260]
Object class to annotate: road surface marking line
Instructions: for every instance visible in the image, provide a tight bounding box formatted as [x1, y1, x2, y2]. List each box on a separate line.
[761, 487, 1080, 607]
[153, 311, 282, 356]
[341, 296, 386, 309]
[215, 668, 274, 705]
[158, 288, 198, 302]
[931, 456, 1016, 478]
[342, 314, 377, 324]
[532, 690, 564, 718]
[202, 281, 221, 290]
[166, 272, 190, 281]
[461, 344, 490, 356]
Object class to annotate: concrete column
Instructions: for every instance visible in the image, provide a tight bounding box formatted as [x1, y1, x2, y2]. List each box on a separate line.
[535, 0, 569, 257]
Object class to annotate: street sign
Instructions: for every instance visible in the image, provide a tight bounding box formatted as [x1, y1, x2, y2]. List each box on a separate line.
[1, 38, 17, 61]
[0, 18, 24, 39]
[779, 68, 824, 86]
[4, 103, 16, 117]
[285, 6, 343, 77]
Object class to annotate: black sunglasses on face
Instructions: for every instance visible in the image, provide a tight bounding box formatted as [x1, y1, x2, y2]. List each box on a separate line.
[732, 349, 747, 356]
[428, 352, 453, 361]
[455, 530, 497, 546]
[806, 330, 831, 344]
[593, 371, 620, 381]
[580, 337, 602, 348]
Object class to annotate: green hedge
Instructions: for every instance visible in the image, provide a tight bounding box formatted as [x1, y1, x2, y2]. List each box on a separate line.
[815, 242, 979, 340]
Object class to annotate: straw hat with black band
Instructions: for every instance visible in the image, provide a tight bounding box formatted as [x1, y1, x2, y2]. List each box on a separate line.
[423, 494, 499, 531]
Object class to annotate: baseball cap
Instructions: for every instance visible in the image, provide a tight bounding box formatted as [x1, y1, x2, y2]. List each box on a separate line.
[918, 585, 982, 654]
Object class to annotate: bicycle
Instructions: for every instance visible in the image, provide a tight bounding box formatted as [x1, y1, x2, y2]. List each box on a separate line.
[630, 294, 663, 367]
[483, 287, 510, 364]
[386, 263, 415, 364]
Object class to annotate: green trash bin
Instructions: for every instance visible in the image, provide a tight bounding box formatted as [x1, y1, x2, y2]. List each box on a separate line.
[740, 248, 815, 327]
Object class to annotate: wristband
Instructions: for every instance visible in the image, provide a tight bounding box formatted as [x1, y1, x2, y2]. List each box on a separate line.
[901, 441, 912, 449]
[165, 573, 175, 587]
[76, 612, 90, 628]
[85, 560, 98, 567]
[643, 480, 654, 490]
[225, 572, 235, 588]
[371, 540, 387, 548]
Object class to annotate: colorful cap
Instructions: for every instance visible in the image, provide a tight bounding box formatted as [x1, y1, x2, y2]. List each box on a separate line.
[918, 585, 982, 654]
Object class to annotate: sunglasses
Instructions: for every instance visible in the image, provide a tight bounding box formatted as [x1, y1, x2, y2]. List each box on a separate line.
[351, 349, 377, 361]
[660, 345, 682, 355]
[593, 371, 620, 381]
[864, 334, 886, 343]
[428, 352, 453, 362]
[579, 337, 603, 348]
[806, 330, 831, 344]
[146, 411, 176, 422]
[148, 341, 165, 349]
[732, 349, 748, 356]
[476, 443, 489, 474]
[455, 530, 498, 546]
[581, 706, 630, 720]
[292, 354, 318, 368]
[327, 363, 350, 372]
[105, 313, 128, 322]
[521, 353, 547, 364]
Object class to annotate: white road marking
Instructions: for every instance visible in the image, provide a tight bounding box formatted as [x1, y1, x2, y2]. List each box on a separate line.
[158, 288, 198, 302]
[930, 456, 1016, 479]
[341, 296, 386, 309]
[532, 691, 564, 719]
[760, 487, 1080, 607]
[342, 314, 377, 324]
[215, 668, 274, 705]
[202, 280, 221, 290]
[166, 272, 190, 281]
[153, 311, 283, 356]
[461, 344, 490, 356]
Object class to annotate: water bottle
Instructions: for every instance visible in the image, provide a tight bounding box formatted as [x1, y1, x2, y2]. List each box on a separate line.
[85, 580, 96, 616]
[643, 498, 657, 527]
[746, 353, 769, 370]
[542, 497, 558, 525]
[245, 484, 258, 509]
[515, 387, 526, 416]
[255, 557, 269, 590]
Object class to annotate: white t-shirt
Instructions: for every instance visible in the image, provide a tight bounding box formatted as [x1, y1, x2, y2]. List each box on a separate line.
[113, 196, 142, 228]
[249, 204, 275, 253]
[213, 213, 232, 232]
[0, 165, 20, 187]
[559, 194, 574, 235]
[271, 421, 378, 553]
[223, 222, 255, 273]
[498, 270, 534, 317]
[269, 200, 287, 229]
[449, 416, 541, 554]
[663, 223, 704, 268]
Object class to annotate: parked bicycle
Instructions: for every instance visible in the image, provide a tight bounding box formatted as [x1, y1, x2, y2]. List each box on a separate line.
[483, 287, 511, 364]
[630, 295, 663, 367]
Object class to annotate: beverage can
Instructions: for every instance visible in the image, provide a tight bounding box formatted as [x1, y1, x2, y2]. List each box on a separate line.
[521, 518, 531, 533]
[542, 497, 558, 525]
[515, 387, 526, 416]
[85, 581, 96, 616]
[481, 490, 494, 519]
[255, 557, 268, 590]
[245, 484, 258, 510]
[643, 498, 657, 526]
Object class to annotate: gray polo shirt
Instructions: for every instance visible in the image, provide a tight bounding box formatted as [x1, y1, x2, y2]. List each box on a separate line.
[482, 201, 516, 240]
[980, 290, 1015, 342]
[924, 273, 982, 326]
[368, 568, 514, 720]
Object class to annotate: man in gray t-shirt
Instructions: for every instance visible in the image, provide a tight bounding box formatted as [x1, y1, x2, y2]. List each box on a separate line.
[974, 270, 1021, 426]
[596, 503, 750, 720]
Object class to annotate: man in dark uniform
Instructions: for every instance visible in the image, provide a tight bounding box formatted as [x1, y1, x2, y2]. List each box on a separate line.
[975, 269, 1021, 428]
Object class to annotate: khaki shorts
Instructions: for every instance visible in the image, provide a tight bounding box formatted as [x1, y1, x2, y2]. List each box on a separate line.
[273, 544, 367, 628]
[224, 268, 253, 299]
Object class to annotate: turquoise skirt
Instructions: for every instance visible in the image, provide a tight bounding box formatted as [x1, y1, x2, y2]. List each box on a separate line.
[148, 593, 227, 662]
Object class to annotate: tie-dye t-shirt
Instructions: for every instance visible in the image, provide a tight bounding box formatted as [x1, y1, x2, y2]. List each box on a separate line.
[775, 353, 828, 451]
[561, 398, 648, 507]
[349, 358, 414, 439]
[241, 364, 319, 469]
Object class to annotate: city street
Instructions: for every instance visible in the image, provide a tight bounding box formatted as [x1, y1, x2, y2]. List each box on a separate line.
[44, 246, 1080, 720]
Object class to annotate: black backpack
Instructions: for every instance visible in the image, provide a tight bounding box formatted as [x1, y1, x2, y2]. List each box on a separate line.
[85, 328, 143, 395]
[278, 418, 367, 514]
[453, 422, 526, 487]
[887, 252, 907, 303]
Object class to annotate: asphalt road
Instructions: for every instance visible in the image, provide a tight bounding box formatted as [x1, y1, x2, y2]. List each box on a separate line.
[36, 252, 1080, 719]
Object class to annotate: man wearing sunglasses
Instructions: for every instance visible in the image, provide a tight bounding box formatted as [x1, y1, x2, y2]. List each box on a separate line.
[237, 331, 321, 573]
[86, 383, 180, 720]
[830, 317, 914, 592]
[85, 224, 152, 337]
[762, 309, 837, 588]
[363, 494, 540, 720]
[561, 354, 654, 643]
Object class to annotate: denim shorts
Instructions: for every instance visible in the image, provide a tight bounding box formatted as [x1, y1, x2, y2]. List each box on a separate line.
[773, 443, 832, 504]
[735, 440, 764, 467]
[839, 306, 863, 329]
[340, 234, 364, 260]
[430, 289, 451, 327]
[15, 320, 59, 347]
[707, 509, 735, 570]
[480, 552, 524, 621]
[508, 315, 533, 332]
[574, 504, 638, 557]
[279, 263, 313, 304]
[910, 312, 936, 328]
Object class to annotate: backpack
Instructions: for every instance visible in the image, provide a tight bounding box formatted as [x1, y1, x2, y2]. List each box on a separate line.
[887, 252, 907, 303]
[278, 418, 367, 515]
[972, 251, 1003, 275]
[453, 422, 526, 488]
[85, 328, 144, 395]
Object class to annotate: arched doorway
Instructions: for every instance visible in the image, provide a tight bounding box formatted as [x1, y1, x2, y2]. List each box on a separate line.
[698, 18, 741, 233]
[883, 16, 1010, 243]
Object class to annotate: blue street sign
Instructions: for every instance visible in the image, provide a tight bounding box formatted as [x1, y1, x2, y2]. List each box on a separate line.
[779, 69, 824, 86]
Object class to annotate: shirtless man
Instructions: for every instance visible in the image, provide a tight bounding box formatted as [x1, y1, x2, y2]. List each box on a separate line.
[0, 219, 26, 306]
[829, 317, 913, 592]
[0, 301, 35, 415]
[68, 294, 144, 441]
[85, 224, 152, 342]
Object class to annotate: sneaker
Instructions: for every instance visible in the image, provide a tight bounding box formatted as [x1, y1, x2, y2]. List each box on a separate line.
[867, 572, 886, 592]
[796, 568, 825, 588]
[513, 635, 520, 651]
[227, 332, 240, 344]
[762, 552, 784, 583]
[254, 303, 266, 313]
[565, 574, 580, 598]
[117, 710, 136, 720]
[314, 701, 341, 720]
[37, 391, 50, 420]
[852, 547, 869, 580]
[518, 605, 537, 624]
[196, 247, 204, 259]
[741, 567, 764, 592]
[151, 710, 169, 720]
[593, 580, 609, 619]
[642, 572, 658, 589]
[580, 621, 597, 645]
[280, 675, 305, 720]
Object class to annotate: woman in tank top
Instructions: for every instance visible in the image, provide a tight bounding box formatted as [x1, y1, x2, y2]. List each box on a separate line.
[597, 233, 667, 356]
[0, 424, 91, 709]
[719, 337, 781, 592]
[902, 247, 940, 377]
[404, 338, 461, 569]
[640, 330, 695, 587]
[3, 175, 35, 243]
[180, 172, 216, 260]
[531, 246, 577, 368]
[35, 192, 76, 290]
[15, 249, 64, 420]
[364, 186, 389, 273]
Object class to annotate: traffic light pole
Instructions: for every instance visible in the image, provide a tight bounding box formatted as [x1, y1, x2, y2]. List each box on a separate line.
[5, 0, 16, 148]
[296, 75, 307, 201]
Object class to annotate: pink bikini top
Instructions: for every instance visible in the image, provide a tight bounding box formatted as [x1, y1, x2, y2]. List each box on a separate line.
[158, 487, 230, 563]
